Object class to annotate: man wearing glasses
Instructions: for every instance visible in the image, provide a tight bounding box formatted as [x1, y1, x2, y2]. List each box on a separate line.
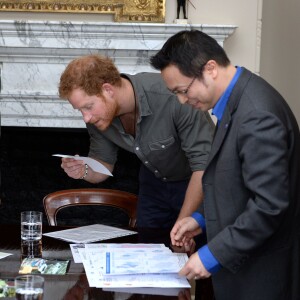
[151, 30, 300, 299]
[169, 77, 196, 96]
[58, 54, 215, 231]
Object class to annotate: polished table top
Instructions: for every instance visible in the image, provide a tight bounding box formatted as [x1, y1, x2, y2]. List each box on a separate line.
[0, 224, 207, 300]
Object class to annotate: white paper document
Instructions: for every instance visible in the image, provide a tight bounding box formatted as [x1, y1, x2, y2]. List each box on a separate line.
[52, 154, 113, 176]
[89, 273, 190, 288]
[82, 249, 185, 275]
[70, 244, 86, 263]
[70, 243, 168, 264]
[76, 244, 191, 288]
[0, 252, 12, 259]
[43, 224, 137, 243]
[103, 287, 184, 296]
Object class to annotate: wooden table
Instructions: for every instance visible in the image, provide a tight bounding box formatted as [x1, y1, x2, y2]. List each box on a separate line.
[0, 224, 200, 299]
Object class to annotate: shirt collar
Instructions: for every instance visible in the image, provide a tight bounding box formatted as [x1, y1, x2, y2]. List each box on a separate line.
[212, 66, 242, 123]
[121, 73, 152, 120]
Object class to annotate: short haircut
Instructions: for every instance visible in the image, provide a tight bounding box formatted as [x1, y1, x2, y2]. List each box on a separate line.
[150, 30, 230, 78]
[59, 54, 121, 99]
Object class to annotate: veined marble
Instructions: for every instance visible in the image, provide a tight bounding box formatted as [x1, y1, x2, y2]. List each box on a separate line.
[0, 20, 236, 128]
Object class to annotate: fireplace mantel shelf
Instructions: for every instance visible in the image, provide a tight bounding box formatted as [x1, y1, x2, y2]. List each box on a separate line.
[0, 20, 236, 128]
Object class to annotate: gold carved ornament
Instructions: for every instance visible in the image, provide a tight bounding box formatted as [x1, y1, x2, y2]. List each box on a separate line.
[0, 0, 165, 22]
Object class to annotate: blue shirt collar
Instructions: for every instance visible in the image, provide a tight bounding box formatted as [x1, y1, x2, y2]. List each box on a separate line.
[212, 66, 242, 123]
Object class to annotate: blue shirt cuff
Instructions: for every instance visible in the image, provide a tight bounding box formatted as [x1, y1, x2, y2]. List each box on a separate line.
[191, 212, 206, 232]
[198, 245, 221, 274]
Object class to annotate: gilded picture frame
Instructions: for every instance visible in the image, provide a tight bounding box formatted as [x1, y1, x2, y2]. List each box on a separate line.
[0, 0, 165, 22]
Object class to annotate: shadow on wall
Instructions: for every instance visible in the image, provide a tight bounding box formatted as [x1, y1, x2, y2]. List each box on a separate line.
[0, 126, 140, 225]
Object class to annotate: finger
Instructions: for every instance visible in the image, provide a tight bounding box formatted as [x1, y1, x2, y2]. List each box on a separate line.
[61, 157, 76, 163]
[63, 164, 84, 174]
[171, 233, 183, 246]
[178, 269, 187, 278]
[65, 159, 84, 166]
[63, 164, 86, 179]
[182, 239, 194, 254]
[171, 222, 181, 236]
[172, 240, 184, 247]
[173, 228, 187, 243]
[181, 271, 194, 281]
[171, 222, 183, 244]
[62, 160, 84, 171]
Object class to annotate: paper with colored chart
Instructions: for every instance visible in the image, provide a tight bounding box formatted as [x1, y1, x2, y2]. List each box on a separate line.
[77, 244, 190, 288]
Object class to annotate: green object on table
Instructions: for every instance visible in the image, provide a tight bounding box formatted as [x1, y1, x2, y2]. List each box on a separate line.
[0, 279, 16, 297]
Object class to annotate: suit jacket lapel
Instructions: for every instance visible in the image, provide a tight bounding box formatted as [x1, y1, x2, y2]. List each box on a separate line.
[205, 68, 253, 167]
[206, 110, 232, 166]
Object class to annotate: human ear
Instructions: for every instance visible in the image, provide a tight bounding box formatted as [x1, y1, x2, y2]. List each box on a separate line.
[205, 60, 217, 72]
[205, 60, 218, 78]
[102, 83, 114, 96]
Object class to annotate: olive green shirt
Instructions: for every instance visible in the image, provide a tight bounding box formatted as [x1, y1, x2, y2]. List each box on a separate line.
[87, 73, 214, 182]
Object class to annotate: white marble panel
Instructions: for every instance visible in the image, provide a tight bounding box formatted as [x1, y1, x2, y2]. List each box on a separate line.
[0, 21, 237, 128]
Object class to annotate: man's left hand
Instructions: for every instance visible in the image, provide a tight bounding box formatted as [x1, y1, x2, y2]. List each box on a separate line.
[179, 252, 211, 280]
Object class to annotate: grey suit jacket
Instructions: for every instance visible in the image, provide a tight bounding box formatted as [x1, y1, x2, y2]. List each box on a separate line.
[202, 68, 300, 300]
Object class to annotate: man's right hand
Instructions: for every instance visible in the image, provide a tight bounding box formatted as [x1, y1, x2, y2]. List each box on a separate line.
[171, 217, 202, 247]
[61, 156, 86, 179]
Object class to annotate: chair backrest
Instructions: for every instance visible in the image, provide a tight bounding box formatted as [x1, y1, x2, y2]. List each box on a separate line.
[43, 188, 138, 228]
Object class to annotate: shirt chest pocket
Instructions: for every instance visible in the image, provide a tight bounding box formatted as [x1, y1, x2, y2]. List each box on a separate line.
[148, 136, 175, 151]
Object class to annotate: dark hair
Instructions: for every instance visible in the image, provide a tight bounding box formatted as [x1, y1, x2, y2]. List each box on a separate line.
[150, 30, 230, 78]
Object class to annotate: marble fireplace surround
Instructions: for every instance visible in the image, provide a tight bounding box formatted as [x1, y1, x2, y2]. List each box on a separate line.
[0, 20, 236, 128]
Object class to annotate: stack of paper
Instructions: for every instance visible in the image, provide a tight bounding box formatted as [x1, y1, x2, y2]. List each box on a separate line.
[70, 243, 191, 289]
[43, 224, 137, 243]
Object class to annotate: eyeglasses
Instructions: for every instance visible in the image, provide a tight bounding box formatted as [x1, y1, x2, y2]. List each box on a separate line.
[171, 77, 196, 95]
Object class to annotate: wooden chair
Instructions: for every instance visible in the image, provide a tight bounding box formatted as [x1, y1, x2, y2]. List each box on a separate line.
[43, 188, 138, 228]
